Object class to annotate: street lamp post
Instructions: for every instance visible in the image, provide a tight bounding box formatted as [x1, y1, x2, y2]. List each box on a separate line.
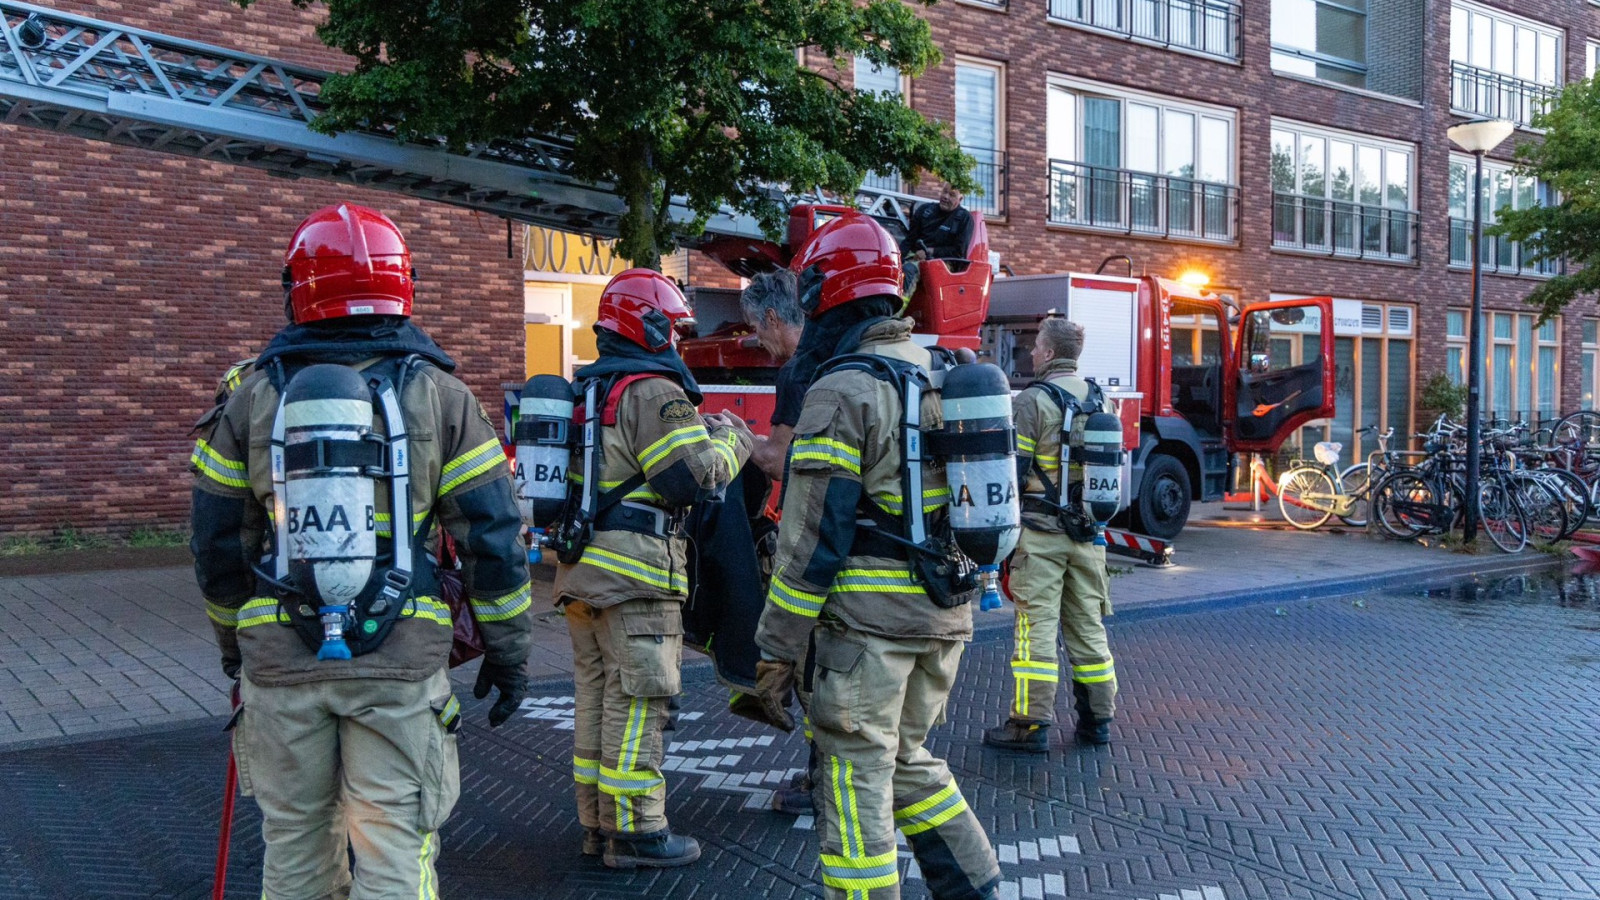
[1447, 118, 1514, 543]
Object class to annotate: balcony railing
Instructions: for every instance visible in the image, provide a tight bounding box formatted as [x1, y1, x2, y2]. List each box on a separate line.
[967, 147, 1009, 218]
[1272, 193, 1418, 261]
[1448, 217, 1561, 277]
[1450, 61, 1557, 128]
[861, 170, 902, 194]
[1048, 159, 1238, 243]
[1048, 0, 1242, 61]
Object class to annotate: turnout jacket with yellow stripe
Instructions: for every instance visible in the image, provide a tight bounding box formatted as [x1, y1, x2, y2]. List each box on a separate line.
[190, 357, 533, 687]
[1015, 357, 1091, 534]
[755, 318, 974, 664]
[552, 375, 751, 608]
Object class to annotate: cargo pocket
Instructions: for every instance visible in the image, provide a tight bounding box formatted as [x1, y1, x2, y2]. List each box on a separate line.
[417, 697, 461, 833]
[229, 706, 255, 798]
[619, 606, 684, 698]
[808, 629, 867, 734]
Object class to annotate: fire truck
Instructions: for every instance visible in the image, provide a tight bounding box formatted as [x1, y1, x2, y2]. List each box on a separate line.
[680, 205, 1337, 549]
[0, 1, 1336, 555]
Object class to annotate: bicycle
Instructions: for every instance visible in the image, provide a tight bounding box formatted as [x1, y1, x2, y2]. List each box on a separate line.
[1276, 425, 1396, 530]
[1370, 422, 1530, 552]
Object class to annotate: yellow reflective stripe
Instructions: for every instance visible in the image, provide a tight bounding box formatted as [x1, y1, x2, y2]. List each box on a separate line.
[580, 547, 686, 592]
[573, 755, 600, 785]
[236, 597, 288, 629]
[894, 782, 969, 835]
[416, 829, 437, 900]
[191, 440, 250, 488]
[471, 581, 532, 622]
[714, 430, 740, 472]
[1016, 434, 1037, 453]
[573, 475, 665, 503]
[404, 597, 453, 626]
[439, 439, 505, 496]
[638, 425, 710, 472]
[206, 601, 239, 628]
[1011, 660, 1060, 681]
[833, 568, 922, 594]
[791, 436, 861, 475]
[768, 573, 826, 617]
[819, 850, 899, 890]
[1014, 610, 1031, 715]
[1073, 658, 1116, 684]
[598, 765, 665, 796]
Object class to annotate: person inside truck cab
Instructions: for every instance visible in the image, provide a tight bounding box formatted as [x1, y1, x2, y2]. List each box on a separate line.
[900, 184, 974, 298]
[739, 270, 807, 482]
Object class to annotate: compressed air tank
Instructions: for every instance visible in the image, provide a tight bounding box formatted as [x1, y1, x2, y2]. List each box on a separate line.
[940, 363, 1021, 608]
[281, 364, 378, 607]
[1079, 409, 1125, 546]
[514, 374, 575, 528]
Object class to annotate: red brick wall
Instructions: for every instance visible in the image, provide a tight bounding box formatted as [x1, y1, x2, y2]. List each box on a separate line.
[911, 0, 1600, 426]
[0, 1, 524, 537]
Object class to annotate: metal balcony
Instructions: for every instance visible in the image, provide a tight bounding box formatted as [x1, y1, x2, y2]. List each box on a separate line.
[1272, 193, 1418, 262]
[1450, 61, 1557, 128]
[1448, 218, 1561, 277]
[1048, 0, 1241, 61]
[1048, 159, 1237, 243]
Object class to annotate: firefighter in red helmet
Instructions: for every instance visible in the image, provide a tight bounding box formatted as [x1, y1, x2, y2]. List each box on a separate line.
[190, 203, 532, 899]
[551, 268, 753, 868]
[752, 211, 1002, 900]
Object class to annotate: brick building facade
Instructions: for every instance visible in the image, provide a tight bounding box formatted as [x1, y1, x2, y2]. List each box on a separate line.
[877, 0, 1600, 466]
[0, 1, 525, 537]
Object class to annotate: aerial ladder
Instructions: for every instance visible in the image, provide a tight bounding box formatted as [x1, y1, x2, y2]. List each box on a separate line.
[0, 0, 923, 240]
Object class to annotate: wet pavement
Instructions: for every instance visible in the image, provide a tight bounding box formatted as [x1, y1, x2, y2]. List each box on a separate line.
[2, 564, 1597, 899]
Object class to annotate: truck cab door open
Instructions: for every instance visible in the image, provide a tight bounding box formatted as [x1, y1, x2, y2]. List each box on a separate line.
[1229, 296, 1334, 451]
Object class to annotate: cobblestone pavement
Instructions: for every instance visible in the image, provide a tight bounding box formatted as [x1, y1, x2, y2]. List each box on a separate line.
[2, 567, 1597, 900]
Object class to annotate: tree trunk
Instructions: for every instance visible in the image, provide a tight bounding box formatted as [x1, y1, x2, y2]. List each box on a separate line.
[616, 153, 663, 272]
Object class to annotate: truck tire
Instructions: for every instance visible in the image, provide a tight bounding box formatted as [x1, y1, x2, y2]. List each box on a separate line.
[1131, 453, 1191, 540]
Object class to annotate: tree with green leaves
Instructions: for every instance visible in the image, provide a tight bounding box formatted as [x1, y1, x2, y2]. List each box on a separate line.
[238, 0, 975, 270]
[1492, 80, 1600, 322]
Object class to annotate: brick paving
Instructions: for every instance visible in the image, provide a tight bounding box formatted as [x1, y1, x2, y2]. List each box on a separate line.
[1, 561, 1597, 898]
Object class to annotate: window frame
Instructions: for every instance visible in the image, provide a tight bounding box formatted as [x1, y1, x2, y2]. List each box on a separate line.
[1046, 75, 1237, 186]
[954, 57, 1007, 217]
[1270, 0, 1370, 89]
[1444, 309, 1564, 426]
[1270, 119, 1418, 260]
[1447, 153, 1558, 276]
[1449, 0, 1563, 87]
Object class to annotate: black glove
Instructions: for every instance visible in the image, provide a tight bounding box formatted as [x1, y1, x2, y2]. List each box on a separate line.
[221, 655, 241, 681]
[473, 659, 528, 728]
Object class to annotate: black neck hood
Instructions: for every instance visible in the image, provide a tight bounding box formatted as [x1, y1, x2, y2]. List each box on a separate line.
[575, 330, 703, 404]
[257, 316, 457, 371]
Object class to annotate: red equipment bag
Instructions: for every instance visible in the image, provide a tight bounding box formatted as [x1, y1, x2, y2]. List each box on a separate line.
[439, 532, 486, 668]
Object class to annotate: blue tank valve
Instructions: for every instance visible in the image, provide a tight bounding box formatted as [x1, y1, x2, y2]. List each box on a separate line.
[978, 565, 1004, 611]
[317, 605, 353, 660]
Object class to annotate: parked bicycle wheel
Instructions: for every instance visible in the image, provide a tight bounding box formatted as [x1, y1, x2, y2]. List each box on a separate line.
[1552, 410, 1600, 451]
[1278, 466, 1335, 529]
[1506, 473, 1567, 546]
[1534, 466, 1590, 538]
[1337, 462, 1371, 527]
[1477, 480, 1527, 553]
[1372, 471, 1439, 540]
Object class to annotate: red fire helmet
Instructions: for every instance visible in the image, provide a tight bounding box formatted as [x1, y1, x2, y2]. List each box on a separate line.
[595, 268, 694, 352]
[282, 203, 414, 324]
[789, 210, 902, 319]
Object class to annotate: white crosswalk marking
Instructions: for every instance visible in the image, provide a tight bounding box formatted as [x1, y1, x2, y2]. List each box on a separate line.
[1043, 873, 1065, 896]
[1021, 876, 1043, 899]
[793, 815, 813, 830]
[998, 881, 1020, 900]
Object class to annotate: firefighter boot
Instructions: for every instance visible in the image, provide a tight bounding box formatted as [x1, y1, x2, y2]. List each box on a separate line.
[603, 831, 702, 869]
[582, 827, 604, 857]
[1072, 682, 1111, 745]
[770, 770, 815, 815]
[982, 719, 1050, 753]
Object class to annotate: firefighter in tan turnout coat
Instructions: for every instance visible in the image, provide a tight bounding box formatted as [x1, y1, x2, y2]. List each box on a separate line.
[552, 269, 753, 869]
[751, 212, 1001, 900]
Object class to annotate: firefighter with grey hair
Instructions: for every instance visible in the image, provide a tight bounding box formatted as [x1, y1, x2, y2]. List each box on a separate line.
[983, 316, 1118, 752]
[739, 270, 807, 481]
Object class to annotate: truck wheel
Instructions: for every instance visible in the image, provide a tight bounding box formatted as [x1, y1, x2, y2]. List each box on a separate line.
[1131, 454, 1191, 540]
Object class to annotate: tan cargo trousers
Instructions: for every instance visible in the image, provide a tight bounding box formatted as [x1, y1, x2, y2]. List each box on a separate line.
[1006, 528, 1117, 724]
[803, 624, 1000, 900]
[565, 597, 683, 836]
[235, 669, 460, 900]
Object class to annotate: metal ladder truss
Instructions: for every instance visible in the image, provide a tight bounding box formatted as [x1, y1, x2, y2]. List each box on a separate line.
[0, 0, 928, 242]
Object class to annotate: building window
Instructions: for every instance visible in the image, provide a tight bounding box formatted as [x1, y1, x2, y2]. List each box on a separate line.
[855, 56, 905, 194]
[1271, 0, 1368, 89]
[1584, 318, 1599, 411]
[1449, 1, 1561, 128]
[1270, 121, 1416, 260]
[1448, 154, 1559, 277]
[1445, 309, 1562, 426]
[1046, 79, 1237, 243]
[1265, 296, 1414, 468]
[1048, 0, 1242, 61]
[1589, 41, 1600, 80]
[955, 60, 1007, 216]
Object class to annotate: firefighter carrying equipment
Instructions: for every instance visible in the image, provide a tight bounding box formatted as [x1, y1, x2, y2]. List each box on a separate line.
[513, 373, 574, 529]
[814, 349, 980, 609]
[1028, 378, 1110, 544]
[259, 354, 430, 659]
